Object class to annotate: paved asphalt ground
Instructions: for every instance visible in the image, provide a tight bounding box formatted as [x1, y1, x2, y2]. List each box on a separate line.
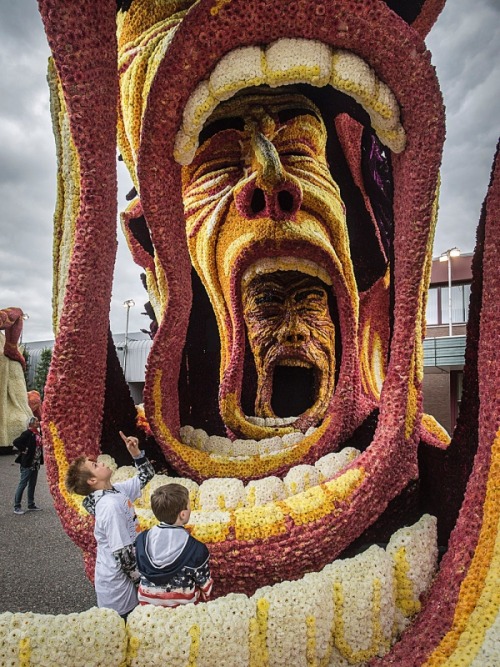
[0, 451, 96, 614]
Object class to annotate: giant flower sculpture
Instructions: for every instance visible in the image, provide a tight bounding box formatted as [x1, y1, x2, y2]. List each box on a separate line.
[0, 307, 32, 447]
[1, 0, 498, 665]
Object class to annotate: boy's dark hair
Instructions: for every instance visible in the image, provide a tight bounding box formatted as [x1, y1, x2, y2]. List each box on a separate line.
[65, 456, 95, 496]
[151, 483, 189, 524]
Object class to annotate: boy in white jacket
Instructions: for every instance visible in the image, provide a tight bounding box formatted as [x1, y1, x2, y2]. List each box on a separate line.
[66, 431, 155, 619]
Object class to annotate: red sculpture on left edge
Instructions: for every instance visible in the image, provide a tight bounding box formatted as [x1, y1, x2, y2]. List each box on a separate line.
[0, 307, 26, 369]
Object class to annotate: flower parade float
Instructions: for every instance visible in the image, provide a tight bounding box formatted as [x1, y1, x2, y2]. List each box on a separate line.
[0, 0, 498, 665]
[0, 307, 32, 448]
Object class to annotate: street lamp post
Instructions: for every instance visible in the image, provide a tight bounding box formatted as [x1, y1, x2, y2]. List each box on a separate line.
[20, 313, 29, 346]
[123, 299, 135, 379]
[439, 247, 461, 337]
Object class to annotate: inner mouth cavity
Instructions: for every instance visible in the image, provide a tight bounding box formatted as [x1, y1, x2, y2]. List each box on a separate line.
[271, 365, 316, 417]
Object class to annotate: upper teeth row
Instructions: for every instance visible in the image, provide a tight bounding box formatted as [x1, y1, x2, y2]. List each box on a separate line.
[174, 38, 406, 165]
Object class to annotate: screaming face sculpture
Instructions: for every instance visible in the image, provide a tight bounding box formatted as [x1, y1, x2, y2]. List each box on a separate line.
[7, 0, 497, 664]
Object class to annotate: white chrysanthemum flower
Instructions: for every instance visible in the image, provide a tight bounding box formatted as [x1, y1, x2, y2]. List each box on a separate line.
[110, 465, 136, 484]
[387, 514, 438, 602]
[190, 428, 210, 451]
[97, 454, 118, 472]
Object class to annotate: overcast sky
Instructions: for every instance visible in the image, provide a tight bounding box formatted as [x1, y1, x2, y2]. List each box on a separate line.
[0, 0, 498, 342]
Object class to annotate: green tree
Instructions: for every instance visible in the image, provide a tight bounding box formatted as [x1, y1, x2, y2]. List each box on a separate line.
[34, 348, 53, 399]
[22, 346, 30, 388]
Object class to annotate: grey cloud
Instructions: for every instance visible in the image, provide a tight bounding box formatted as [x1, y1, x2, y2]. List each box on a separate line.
[0, 0, 499, 341]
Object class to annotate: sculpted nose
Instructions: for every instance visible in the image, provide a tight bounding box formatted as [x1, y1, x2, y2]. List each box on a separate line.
[234, 131, 302, 221]
[276, 313, 309, 346]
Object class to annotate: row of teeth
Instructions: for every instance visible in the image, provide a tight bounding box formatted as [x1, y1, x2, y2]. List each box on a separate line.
[179, 423, 315, 458]
[174, 38, 406, 165]
[108, 446, 360, 512]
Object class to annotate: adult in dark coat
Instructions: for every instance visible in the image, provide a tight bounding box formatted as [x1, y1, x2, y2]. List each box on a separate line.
[13, 417, 44, 514]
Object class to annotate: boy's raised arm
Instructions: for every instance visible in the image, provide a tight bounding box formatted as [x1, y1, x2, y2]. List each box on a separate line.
[119, 431, 155, 488]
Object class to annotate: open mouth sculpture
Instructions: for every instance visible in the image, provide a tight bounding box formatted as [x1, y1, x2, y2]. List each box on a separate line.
[3, 0, 496, 665]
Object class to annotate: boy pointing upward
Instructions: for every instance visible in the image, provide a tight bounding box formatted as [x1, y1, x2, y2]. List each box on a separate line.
[66, 431, 155, 619]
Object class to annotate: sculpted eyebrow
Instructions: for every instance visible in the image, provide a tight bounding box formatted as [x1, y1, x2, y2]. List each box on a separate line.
[277, 108, 320, 124]
[199, 117, 245, 145]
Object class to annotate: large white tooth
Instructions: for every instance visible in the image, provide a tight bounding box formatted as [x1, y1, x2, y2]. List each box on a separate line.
[373, 123, 407, 153]
[207, 434, 233, 456]
[173, 129, 198, 165]
[245, 476, 286, 506]
[191, 428, 210, 450]
[284, 464, 322, 494]
[258, 436, 283, 455]
[282, 416, 298, 425]
[265, 38, 332, 88]
[373, 80, 401, 130]
[330, 48, 406, 153]
[332, 49, 376, 98]
[179, 424, 195, 445]
[198, 477, 245, 511]
[282, 432, 305, 446]
[245, 416, 266, 426]
[181, 80, 218, 137]
[209, 46, 265, 102]
[264, 417, 286, 427]
[231, 438, 260, 456]
[242, 257, 333, 288]
[305, 426, 317, 437]
[314, 447, 360, 480]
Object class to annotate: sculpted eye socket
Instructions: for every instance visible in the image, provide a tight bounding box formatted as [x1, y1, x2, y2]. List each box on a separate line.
[295, 289, 326, 302]
[255, 293, 284, 306]
[192, 158, 241, 181]
[280, 149, 312, 158]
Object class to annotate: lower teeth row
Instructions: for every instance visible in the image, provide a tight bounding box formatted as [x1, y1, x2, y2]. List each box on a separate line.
[179, 424, 318, 458]
[104, 446, 360, 513]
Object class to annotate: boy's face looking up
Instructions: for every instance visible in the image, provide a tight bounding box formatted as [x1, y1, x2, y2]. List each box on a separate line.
[82, 458, 113, 489]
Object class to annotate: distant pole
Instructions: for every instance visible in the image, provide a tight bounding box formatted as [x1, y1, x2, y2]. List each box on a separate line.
[20, 313, 29, 346]
[123, 300, 135, 379]
[439, 248, 460, 337]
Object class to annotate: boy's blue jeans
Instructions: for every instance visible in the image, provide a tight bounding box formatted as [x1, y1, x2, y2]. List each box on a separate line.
[14, 467, 38, 509]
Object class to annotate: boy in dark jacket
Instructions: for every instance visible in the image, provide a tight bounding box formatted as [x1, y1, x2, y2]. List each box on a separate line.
[13, 417, 43, 514]
[136, 483, 213, 607]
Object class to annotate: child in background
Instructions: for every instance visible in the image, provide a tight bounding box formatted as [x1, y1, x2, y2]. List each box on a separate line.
[136, 483, 213, 607]
[65, 431, 155, 620]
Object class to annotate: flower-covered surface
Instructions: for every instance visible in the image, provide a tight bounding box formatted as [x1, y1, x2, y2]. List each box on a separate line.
[6, 0, 496, 664]
[0, 607, 126, 667]
[0, 308, 32, 447]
